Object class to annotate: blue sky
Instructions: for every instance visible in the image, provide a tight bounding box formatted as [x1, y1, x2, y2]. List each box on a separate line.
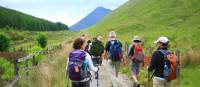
[0, 0, 128, 26]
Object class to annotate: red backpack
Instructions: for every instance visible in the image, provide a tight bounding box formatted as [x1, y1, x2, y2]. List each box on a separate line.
[159, 49, 180, 81]
[133, 44, 144, 63]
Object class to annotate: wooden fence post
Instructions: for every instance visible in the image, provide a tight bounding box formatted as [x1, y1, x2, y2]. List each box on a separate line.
[59, 44, 62, 49]
[25, 59, 29, 76]
[0, 65, 2, 81]
[32, 55, 36, 66]
[13, 57, 18, 76]
[148, 47, 154, 55]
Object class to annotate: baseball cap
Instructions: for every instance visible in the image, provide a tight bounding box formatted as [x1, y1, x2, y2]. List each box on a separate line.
[154, 36, 169, 44]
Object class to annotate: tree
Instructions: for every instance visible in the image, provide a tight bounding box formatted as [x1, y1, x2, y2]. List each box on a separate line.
[37, 33, 48, 48]
[0, 34, 10, 51]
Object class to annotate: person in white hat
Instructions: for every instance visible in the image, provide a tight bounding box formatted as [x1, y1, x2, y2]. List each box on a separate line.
[148, 36, 171, 87]
[127, 36, 144, 87]
[105, 31, 122, 77]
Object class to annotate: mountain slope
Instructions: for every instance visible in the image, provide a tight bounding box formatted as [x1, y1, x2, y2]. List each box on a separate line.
[87, 0, 200, 49]
[70, 7, 111, 31]
[0, 6, 68, 31]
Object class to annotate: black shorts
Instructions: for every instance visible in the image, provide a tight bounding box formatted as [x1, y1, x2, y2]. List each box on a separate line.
[72, 80, 90, 87]
[92, 56, 102, 66]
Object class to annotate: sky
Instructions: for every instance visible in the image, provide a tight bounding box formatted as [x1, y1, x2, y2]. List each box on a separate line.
[0, 0, 128, 26]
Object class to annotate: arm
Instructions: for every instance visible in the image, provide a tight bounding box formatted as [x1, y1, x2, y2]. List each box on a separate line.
[85, 52, 98, 72]
[148, 52, 158, 72]
[128, 45, 134, 57]
[105, 41, 110, 52]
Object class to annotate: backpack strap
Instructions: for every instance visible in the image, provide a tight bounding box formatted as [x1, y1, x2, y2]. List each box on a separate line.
[158, 49, 169, 60]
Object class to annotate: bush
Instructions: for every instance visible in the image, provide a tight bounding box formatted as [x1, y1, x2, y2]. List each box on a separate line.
[0, 34, 10, 51]
[0, 57, 14, 82]
[37, 33, 48, 48]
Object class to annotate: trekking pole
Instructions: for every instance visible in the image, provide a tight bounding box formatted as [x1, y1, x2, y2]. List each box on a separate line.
[96, 66, 99, 87]
[147, 71, 150, 87]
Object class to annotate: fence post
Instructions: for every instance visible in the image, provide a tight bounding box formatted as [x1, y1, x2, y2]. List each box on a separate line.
[13, 57, 19, 76]
[32, 55, 36, 66]
[0, 65, 2, 81]
[148, 47, 153, 55]
[59, 44, 62, 49]
[25, 59, 29, 77]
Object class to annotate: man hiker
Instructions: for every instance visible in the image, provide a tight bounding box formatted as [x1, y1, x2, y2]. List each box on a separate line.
[148, 36, 179, 87]
[66, 38, 98, 87]
[128, 36, 144, 87]
[105, 31, 123, 77]
[90, 36, 104, 66]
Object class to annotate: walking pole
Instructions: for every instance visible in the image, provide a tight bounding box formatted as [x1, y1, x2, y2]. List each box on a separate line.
[147, 71, 150, 87]
[66, 58, 70, 87]
[97, 69, 99, 87]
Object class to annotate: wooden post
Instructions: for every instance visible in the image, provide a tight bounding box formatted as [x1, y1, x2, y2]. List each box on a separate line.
[32, 55, 36, 66]
[20, 47, 23, 51]
[25, 59, 29, 76]
[13, 57, 19, 76]
[0, 65, 2, 81]
[59, 44, 62, 49]
[148, 47, 153, 55]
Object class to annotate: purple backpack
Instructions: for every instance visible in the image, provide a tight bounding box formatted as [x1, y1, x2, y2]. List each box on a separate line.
[67, 50, 88, 81]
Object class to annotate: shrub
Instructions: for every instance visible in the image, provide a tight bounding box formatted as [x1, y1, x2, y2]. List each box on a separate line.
[37, 33, 48, 48]
[0, 34, 10, 51]
[0, 57, 14, 82]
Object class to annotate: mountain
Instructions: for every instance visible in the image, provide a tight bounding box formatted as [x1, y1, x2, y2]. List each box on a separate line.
[70, 7, 111, 31]
[0, 6, 68, 31]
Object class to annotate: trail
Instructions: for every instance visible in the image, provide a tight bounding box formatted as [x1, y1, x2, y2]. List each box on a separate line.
[90, 60, 133, 87]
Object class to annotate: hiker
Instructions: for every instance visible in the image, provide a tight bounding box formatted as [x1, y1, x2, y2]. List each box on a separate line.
[128, 36, 144, 87]
[85, 40, 92, 53]
[105, 31, 123, 77]
[66, 38, 98, 87]
[148, 36, 179, 87]
[90, 36, 104, 66]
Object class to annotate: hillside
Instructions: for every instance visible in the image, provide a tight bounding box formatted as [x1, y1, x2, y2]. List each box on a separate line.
[85, 0, 200, 86]
[0, 6, 68, 31]
[87, 0, 200, 54]
[70, 7, 111, 31]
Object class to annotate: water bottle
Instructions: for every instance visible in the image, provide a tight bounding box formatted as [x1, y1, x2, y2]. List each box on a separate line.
[164, 62, 170, 77]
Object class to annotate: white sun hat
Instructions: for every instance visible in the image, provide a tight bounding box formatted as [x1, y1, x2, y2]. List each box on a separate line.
[132, 36, 141, 41]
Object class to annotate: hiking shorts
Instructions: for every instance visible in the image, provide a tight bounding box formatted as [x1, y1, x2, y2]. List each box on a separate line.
[92, 56, 102, 66]
[130, 60, 142, 76]
[72, 80, 90, 87]
[153, 77, 170, 87]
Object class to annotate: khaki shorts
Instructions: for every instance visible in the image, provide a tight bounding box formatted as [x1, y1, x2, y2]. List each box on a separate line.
[153, 77, 170, 87]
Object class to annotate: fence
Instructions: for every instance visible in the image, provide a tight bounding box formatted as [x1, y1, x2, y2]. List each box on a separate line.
[6, 44, 62, 87]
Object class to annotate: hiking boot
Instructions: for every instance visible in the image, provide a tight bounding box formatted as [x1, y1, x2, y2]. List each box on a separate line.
[133, 82, 140, 87]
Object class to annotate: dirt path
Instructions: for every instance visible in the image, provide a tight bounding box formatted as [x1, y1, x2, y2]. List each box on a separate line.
[90, 60, 133, 87]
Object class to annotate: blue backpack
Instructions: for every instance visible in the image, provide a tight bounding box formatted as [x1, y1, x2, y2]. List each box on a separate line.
[67, 50, 89, 81]
[108, 40, 123, 61]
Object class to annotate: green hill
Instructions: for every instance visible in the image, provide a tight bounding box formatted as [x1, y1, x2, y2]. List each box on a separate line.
[86, 0, 200, 64]
[0, 6, 68, 31]
[84, 0, 200, 86]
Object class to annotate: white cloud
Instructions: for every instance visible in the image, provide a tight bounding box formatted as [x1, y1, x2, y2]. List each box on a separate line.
[39, 15, 78, 26]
